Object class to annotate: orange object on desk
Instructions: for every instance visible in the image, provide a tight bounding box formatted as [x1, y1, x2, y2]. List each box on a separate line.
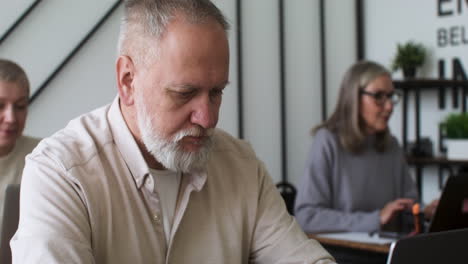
[411, 203, 421, 235]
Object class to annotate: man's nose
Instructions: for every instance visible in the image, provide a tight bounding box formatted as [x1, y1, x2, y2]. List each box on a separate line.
[190, 96, 218, 129]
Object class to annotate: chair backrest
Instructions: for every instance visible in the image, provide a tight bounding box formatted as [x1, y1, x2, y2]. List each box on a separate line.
[276, 181, 297, 215]
[386, 228, 468, 264]
[0, 184, 20, 264]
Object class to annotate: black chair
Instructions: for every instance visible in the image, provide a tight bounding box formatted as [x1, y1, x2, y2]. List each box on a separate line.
[276, 181, 297, 215]
[0, 184, 21, 264]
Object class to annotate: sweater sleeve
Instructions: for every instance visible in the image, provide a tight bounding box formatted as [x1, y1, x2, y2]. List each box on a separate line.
[294, 129, 380, 233]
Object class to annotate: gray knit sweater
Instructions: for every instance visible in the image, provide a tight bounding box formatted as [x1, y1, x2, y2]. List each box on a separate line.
[294, 128, 418, 233]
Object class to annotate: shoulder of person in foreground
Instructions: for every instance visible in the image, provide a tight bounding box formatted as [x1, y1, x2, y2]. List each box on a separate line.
[210, 128, 256, 158]
[27, 103, 112, 170]
[210, 129, 336, 263]
[10, 103, 114, 263]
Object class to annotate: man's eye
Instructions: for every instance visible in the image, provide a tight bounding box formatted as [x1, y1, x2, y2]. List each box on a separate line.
[177, 90, 195, 98]
[210, 89, 224, 97]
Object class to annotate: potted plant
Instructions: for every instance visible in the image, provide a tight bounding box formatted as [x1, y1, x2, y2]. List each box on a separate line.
[391, 41, 426, 79]
[440, 113, 468, 160]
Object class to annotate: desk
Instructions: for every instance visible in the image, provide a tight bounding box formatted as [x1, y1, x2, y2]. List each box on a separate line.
[309, 234, 391, 254]
[309, 233, 393, 264]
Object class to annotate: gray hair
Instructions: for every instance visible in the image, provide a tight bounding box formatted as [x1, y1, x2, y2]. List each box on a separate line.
[0, 59, 30, 94]
[314, 60, 391, 153]
[117, 0, 230, 66]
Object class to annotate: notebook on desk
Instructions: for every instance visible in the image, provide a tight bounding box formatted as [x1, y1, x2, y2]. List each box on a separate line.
[386, 228, 468, 264]
[428, 175, 468, 233]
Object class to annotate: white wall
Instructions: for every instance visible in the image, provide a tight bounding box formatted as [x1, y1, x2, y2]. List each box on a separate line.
[0, 1, 35, 35]
[239, 0, 327, 184]
[25, 6, 123, 137]
[211, 0, 239, 138]
[325, 0, 357, 116]
[284, 0, 323, 186]
[242, 0, 283, 182]
[0, 0, 117, 97]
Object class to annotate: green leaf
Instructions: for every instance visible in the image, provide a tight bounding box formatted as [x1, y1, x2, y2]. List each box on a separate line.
[441, 113, 468, 138]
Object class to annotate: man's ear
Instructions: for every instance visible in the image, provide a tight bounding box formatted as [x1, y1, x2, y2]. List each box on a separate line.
[116, 55, 136, 106]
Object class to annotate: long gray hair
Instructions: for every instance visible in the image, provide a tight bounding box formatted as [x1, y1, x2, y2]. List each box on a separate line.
[314, 60, 392, 153]
[117, 0, 229, 66]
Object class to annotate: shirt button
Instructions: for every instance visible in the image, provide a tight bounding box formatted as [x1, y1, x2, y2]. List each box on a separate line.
[153, 214, 160, 223]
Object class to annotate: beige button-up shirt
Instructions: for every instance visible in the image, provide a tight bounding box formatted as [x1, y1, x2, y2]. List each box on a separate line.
[11, 97, 335, 264]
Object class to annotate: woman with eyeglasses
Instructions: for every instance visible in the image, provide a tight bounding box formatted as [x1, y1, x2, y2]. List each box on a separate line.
[295, 61, 437, 235]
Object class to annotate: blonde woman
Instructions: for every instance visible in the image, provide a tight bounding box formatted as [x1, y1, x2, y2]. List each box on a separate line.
[0, 59, 40, 227]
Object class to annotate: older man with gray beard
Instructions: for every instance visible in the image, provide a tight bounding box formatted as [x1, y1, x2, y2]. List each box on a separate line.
[11, 0, 335, 263]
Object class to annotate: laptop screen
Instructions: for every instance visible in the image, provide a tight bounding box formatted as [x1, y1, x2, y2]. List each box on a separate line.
[428, 175, 468, 233]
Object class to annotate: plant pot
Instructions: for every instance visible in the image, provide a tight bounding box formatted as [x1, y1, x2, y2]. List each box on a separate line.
[446, 139, 468, 160]
[403, 67, 416, 79]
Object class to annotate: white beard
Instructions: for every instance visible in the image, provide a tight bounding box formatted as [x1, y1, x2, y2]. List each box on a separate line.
[136, 98, 213, 173]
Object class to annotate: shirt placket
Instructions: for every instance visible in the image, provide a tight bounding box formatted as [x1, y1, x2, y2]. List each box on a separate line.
[165, 173, 202, 264]
[141, 174, 167, 251]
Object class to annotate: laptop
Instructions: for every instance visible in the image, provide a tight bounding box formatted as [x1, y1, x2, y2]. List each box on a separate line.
[0, 184, 21, 264]
[386, 228, 468, 264]
[428, 175, 468, 233]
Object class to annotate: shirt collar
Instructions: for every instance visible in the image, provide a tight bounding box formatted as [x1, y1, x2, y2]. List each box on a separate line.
[187, 170, 207, 192]
[108, 96, 150, 189]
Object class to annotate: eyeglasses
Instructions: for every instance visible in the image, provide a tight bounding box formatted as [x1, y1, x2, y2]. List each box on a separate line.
[360, 90, 402, 106]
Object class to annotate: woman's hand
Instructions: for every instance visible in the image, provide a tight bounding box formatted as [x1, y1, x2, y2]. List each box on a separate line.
[380, 198, 414, 225]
